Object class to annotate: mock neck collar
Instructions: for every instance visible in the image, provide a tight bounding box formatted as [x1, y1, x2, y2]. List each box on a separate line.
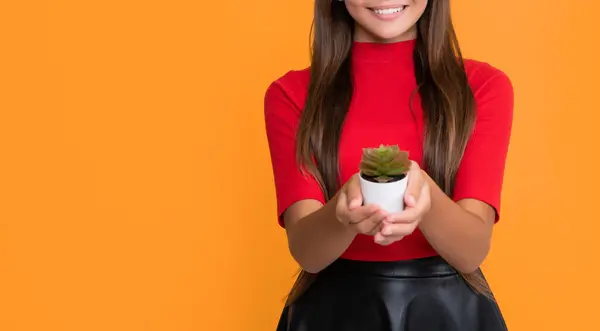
[351, 39, 416, 69]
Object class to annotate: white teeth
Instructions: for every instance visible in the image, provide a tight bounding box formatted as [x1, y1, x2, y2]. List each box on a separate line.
[372, 7, 405, 15]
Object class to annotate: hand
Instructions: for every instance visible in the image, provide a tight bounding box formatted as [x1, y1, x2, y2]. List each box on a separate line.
[374, 161, 431, 246]
[336, 174, 388, 235]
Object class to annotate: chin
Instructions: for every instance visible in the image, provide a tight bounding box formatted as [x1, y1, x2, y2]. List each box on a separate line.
[364, 25, 417, 43]
[375, 29, 414, 42]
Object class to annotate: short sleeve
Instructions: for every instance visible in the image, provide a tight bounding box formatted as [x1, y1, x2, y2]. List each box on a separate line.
[452, 69, 514, 222]
[264, 79, 325, 227]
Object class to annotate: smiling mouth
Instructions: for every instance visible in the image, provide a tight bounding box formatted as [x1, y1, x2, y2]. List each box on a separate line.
[368, 6, 407, 15]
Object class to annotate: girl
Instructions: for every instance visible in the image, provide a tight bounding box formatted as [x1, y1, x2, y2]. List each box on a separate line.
[264, 0, 513, 330]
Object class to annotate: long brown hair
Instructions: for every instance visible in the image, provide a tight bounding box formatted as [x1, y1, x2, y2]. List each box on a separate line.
[288, 0, 491, 305]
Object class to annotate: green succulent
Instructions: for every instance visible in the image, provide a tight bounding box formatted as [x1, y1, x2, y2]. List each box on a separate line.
[359, 144, 411, 183]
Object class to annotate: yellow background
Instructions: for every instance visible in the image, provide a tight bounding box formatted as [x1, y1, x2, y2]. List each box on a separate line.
[1, 1, 599, 330]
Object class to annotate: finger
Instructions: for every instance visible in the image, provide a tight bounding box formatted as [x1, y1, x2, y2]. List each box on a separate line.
[376, 237, 402, 246]
[386, 208, 420, 223]
[399, 183, 431, 222]
[404, 162, 423, 206]
[379, 221, 418, 237]
[349, 204, 380, 224]
[357, 209, 387, 234]
[373, 232, 388, 244]
[416, 182, 431, 212]
[404, 193, 417, 208]
[337, 190, 370, 225]
[335, 190, 349, 223]
[345, 174, 363, 210]
[364, 209, 388, 226]
[389, 184, 431, 223]
[368, 223, 383, 236]
[374, 232, 403, 246]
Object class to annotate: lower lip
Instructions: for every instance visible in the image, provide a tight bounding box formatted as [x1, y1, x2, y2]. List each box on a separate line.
[369, 7, 406, 21]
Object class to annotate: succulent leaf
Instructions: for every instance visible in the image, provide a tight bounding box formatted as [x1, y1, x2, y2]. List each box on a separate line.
[359, 144, 411, 183]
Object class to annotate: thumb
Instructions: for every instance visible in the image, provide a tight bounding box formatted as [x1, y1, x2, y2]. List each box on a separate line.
[404, 193, 417, 208]
[346, 174, 363, 210]
[403, 163, 422, 208]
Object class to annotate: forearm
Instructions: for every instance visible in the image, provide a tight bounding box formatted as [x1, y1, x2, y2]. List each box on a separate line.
[286, 195, 357, 273]
[419, 171, 493, 273]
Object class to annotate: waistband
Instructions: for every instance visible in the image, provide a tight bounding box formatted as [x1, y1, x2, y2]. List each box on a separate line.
[321, 256, 457, 279]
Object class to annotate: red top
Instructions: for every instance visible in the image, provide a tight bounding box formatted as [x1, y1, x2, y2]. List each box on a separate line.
[264, 39, 514, 262]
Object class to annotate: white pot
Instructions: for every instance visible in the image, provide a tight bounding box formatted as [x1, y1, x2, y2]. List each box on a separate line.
[359, 173, 408, 214]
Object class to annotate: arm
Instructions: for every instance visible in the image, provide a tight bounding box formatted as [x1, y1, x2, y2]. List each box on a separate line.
[419, 69, 514, 273]
[282, 196, 356, 274]
[418, 173, 495, 273]
[283, 177, 385, 273]
[264, 79, 382, 273]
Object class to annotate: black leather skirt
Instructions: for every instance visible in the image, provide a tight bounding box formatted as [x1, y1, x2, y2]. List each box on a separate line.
[276, 256, 508, 331]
